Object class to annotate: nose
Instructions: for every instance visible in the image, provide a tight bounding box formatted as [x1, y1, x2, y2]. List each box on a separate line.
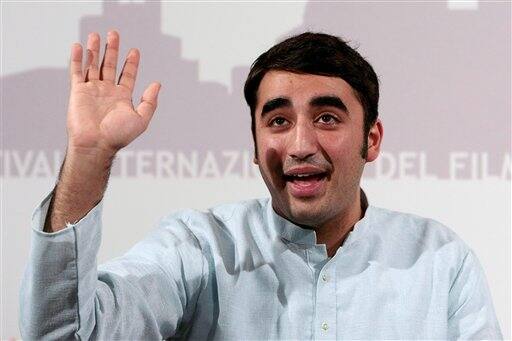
[288, 119, 318, 160]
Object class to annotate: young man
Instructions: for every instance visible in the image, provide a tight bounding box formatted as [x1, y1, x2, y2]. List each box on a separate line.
[20, 31, 502, 339]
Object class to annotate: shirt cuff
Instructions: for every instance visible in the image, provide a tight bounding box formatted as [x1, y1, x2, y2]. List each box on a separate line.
[31, 187, 104, 235]
[20, 187, 105, 339]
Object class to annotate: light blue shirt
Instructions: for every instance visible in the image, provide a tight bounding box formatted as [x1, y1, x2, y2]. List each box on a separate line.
[20, 188, 502, 340]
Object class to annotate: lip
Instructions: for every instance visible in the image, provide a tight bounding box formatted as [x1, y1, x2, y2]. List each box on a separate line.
[283, 165, 326, 177]
[286, 173, 327, 198]
[287, 176, 326, 198]
[283, 166, 328, 198]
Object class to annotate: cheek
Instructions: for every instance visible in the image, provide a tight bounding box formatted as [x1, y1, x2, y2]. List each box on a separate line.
[257, 134, 284, 160]
[319, 133, 351, 154]
[259, 146, 285, 191]
[320, 135, 362, 169]
[256, 135, 284, 176]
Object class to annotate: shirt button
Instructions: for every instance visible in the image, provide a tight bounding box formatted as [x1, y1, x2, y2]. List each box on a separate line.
[321, 273, 329, 282]
[321, 322, 329, 331]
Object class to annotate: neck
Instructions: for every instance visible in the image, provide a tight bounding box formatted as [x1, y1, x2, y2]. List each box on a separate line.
[316, 188, 368, 257]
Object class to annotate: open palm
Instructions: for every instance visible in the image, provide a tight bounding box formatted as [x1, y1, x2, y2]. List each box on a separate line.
[66, 31, 160, 156]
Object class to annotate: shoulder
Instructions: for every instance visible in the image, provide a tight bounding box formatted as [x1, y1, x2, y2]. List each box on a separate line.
[369, 206, 467, 245]
[163, 198, 268, 225]
[367, 205, 470, 258]
[156, 198, 270, 245]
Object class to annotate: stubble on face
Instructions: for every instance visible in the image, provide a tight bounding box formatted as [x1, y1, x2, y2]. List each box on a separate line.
[258, 140, 365, 229]
[254, 71, 367, 231]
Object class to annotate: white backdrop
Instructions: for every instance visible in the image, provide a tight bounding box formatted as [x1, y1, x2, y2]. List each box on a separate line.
[1, 1, 510, 339]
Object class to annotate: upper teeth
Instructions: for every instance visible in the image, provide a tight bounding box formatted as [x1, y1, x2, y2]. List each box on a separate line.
[296, 174, 311, 177]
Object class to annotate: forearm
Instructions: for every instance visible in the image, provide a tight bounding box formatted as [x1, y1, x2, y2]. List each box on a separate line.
[44, 146, 115, 233]
[20, 190, 204, 340]
[20, 190, 104, 340]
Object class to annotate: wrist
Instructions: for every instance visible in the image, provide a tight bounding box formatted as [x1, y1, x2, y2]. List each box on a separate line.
[60, 146, 115, 185]
[67, 143, 117, 160]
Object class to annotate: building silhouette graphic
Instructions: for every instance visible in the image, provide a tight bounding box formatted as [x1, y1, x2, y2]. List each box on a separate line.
[2, 0, 510, 179]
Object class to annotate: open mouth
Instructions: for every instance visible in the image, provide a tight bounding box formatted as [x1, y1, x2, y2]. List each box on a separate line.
[283, 172, 327, 183]
[282, 172, 328, 197]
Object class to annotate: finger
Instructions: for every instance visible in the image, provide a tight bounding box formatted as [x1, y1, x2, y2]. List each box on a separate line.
[100, 30, 119, 83]
[85, 32, 100, 81]
[117, 48, 140, 91]
[84, 49, 93, 82]
[69, 43, 83, 85]
[136, 82, 161, 125]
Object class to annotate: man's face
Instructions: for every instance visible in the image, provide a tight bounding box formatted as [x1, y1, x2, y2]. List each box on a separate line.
[254, 70, 373, 228]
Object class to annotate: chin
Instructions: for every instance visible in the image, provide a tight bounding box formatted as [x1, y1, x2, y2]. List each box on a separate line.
[286, 202, 328, 228]
[271, 190, 330, 227]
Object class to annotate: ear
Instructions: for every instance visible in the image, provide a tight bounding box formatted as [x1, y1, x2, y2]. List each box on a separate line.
[366, 119, 383, 163]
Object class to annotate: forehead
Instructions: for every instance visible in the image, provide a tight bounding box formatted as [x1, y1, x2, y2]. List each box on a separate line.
[256, 70, 360, 111]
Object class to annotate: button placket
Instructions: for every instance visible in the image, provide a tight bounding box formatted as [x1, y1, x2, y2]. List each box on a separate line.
[321, 273, 329, 282]
[315, 263, 337, 339]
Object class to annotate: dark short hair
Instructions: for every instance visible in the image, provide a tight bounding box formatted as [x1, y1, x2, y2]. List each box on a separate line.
[244, 32, 379, 158]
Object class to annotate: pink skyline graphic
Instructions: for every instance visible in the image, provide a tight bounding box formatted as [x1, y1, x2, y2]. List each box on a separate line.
[2, 1, 510, 179]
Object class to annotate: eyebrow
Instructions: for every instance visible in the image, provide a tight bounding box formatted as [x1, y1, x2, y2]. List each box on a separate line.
[309, 95, 348, 113]
[261, 97, 292, 117]
[261, 95, 349, 118]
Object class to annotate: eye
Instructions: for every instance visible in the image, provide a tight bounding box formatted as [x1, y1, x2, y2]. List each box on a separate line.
[316, 113, 339, 125]
[269, 116, 288, 127]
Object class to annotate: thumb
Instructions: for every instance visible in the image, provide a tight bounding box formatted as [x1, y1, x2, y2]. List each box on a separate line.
[136, 82, 161, 125]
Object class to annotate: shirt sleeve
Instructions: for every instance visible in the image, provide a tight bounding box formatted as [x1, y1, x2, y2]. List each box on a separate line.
[447, 248, 503, 340]
[19, 188, 208, 340]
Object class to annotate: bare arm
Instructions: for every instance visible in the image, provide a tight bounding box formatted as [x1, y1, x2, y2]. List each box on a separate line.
[20, 31, 207, 340]
[43, 147, 114, 232]
[43, 31, 160, 232]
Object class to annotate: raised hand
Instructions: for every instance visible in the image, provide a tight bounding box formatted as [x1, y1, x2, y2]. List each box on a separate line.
[66, 30, 161, 157]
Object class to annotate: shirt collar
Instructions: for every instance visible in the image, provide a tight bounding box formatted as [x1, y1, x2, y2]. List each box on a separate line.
[267, 188, 374, 247]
